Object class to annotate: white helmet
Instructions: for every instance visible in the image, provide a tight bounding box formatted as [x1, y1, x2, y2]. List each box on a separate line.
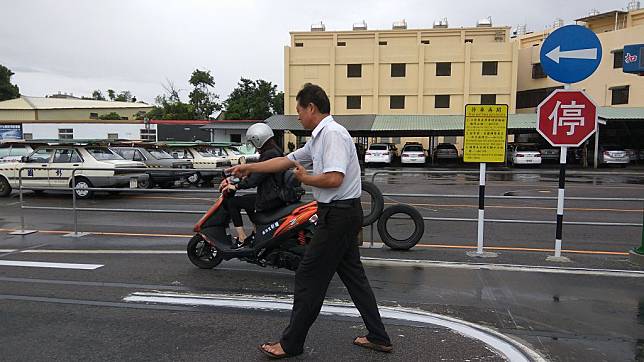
[246, 123, 274, 149]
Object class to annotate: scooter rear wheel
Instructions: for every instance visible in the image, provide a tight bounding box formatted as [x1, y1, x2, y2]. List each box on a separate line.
[187, 234, 224, 269]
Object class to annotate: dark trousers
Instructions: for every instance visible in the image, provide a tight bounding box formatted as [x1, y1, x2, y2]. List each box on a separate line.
[223, 194, 256, 227]
[280, 199, 390, 355]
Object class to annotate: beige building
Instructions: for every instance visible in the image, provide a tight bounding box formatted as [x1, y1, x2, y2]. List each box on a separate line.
[0, 96, 153, 122]
[284, 22, 519, 117]
[516, 8, 644, 112]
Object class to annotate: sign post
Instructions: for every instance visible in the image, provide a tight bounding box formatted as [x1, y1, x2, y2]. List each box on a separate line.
[538, 24, 601, 262]
[463, 104, 508, 258]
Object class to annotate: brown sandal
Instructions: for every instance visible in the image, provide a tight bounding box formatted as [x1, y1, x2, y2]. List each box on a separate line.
[353, 336, 393, 353]
[258, 342, 291, 359]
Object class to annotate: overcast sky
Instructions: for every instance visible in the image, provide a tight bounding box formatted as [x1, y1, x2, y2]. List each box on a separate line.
[0, 0, 631, 105]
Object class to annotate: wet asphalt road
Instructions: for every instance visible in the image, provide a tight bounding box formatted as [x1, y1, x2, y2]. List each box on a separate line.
[0, 232, 643, 361]
[1, 168, 641, 255]
[1, 168, 643, 361]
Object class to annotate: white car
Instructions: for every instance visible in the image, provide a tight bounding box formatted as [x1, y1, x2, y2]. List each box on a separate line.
[0, 144, 149, 199]
[400, 143, 426, 165]
[208, 145, 248, 165]
[0, 141, 36, 163]
[365, 144, 394, 165]
[599, 145, 630, 165]
[510, 144, 542, 166]
[165, 144, 231, 185]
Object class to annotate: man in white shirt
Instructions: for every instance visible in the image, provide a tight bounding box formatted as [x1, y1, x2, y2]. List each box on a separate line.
[228, 83, 391, 358]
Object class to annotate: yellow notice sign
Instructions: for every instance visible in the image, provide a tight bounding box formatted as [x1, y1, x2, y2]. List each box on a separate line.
[463, 104, 508, 163]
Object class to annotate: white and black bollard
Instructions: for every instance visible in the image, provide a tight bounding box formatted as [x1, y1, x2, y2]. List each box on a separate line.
[547, 146, 571, 262]
[467, 163, 497, 258]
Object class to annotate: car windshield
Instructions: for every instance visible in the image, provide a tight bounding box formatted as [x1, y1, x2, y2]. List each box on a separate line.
[436, 144, 456, 150]
[602, 145, 623, 151]
[148, 149, 173, 159]
[404, 145, 423, 152]
[236, 144, 257, 155]
[516, 145, 539, 151]
[86, 147, 123, 160]
[197, 150, 216, 157]
[369, 145, 387, 150]
[226, 147, 241, 155]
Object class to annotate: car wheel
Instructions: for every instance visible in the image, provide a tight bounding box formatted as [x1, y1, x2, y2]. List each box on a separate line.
[73, 177, 93, 199]
[188, 172, 201, 185]
[138, 177, 153, 189]
[0, 176, 11, 197]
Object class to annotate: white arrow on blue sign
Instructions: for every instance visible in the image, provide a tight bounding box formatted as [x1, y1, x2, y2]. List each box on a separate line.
[540, 25, 602, 84]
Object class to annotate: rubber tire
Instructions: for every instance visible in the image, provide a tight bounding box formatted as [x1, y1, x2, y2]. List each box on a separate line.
[0, 176, 11, 197]
[361, 180, 384, 227]
[138, 177, 153, 189]
[73, 177, 93, 199]
[187, 234, 223, 269]
[377, 204, 424, 250]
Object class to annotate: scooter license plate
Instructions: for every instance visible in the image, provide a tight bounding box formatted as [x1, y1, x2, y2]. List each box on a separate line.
[129, 178, 138, 188]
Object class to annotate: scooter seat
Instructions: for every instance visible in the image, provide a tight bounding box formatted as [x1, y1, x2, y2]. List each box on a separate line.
[253, 202, 308, 225]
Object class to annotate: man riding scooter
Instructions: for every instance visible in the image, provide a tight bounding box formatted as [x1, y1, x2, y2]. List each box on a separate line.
[218, 123, 288, 248]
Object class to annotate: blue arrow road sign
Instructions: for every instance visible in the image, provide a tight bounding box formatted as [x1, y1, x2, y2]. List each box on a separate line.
[540, 25, 602, 84]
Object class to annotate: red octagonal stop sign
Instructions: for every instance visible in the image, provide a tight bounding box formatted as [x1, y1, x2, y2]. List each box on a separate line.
[537, 89, 597, 147]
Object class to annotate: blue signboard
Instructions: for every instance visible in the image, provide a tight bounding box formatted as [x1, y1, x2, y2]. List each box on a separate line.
[0, 125, 23, 140]
[540, 25, 602, 84]
[623, 44, 644, 74]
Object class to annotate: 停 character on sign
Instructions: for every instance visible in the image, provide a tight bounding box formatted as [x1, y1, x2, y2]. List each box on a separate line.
[548, 100, 585, 136]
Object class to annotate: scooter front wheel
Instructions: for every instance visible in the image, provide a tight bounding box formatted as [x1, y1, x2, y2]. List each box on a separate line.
[187, 234, 224, 269]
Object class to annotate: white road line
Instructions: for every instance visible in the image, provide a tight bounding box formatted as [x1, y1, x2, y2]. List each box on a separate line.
[123, 291, 544, 362]
[0, 260, 103, 270]
[1, 249, 640, 277]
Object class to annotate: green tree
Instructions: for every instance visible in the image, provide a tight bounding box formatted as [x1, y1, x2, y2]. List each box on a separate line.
[107, 89, 116, 101]
[0, 65, 20, 101]
[91, 90, 106, 100]
[114, 90, 135, 102]
[146, 80, 195, 120]
[188, 69, 221, 119]
[98, 112, 123, 120]
[224, 78, 282, 120]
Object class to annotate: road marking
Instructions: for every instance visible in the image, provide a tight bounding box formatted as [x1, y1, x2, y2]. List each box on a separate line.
[0, 228, 631, 256]
[0, 260, 103, 270]
[123, 291, 543, 362]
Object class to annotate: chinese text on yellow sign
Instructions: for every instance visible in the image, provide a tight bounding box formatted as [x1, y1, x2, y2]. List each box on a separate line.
[463, 104, 508, 163]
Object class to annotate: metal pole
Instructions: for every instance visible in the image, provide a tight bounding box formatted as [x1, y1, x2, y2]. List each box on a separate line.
[594, 125, 599, 169]
[547, 145, 571, 262]
[467, 163, 497, 258]
[10, 168, 37, 235]
[63, 169, 88, 238]
[635, 204, 644, 255]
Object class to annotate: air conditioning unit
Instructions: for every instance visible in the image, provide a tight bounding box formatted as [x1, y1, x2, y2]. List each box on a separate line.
[311, 21, 325, 32]
[433, 17, 448, 28]
[392, 19, 407, 30]
[476, 16, 492, 27]
[353, 20, 367, 31]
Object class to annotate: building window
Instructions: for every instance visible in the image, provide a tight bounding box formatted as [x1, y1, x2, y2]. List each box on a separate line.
[107, 133, 119, 140]
[481, 94, 497, 105]
[347, 96, 361, 109]
[435, 95, 450, 108]
[613, 50, 624, 69]
[465, 39, 474, 43]
[337, 41, 346, 46]
[390, 96, 405, 109]
[58, 128, 73, 140]
[436, 62, 451, 76]
[532, 63, 547, 79]
[421, 40, 430, 44]
[379, 41, 387, 46]
[516, 86, 563, 109]
[611, 86, 629, 105]
[89, 112, 99, 119]
[295, 42, 303, 47]
[482, 61, 498, 75]
[24, 133, 33, 140]
[140, 128, 156, 141]
[391, 63, 406, 77]
[230, 134, 242, 143]
[347, 64, 362, 78]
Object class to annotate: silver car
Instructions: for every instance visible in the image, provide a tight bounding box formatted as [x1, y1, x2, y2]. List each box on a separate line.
[600, 145, 630, 165]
